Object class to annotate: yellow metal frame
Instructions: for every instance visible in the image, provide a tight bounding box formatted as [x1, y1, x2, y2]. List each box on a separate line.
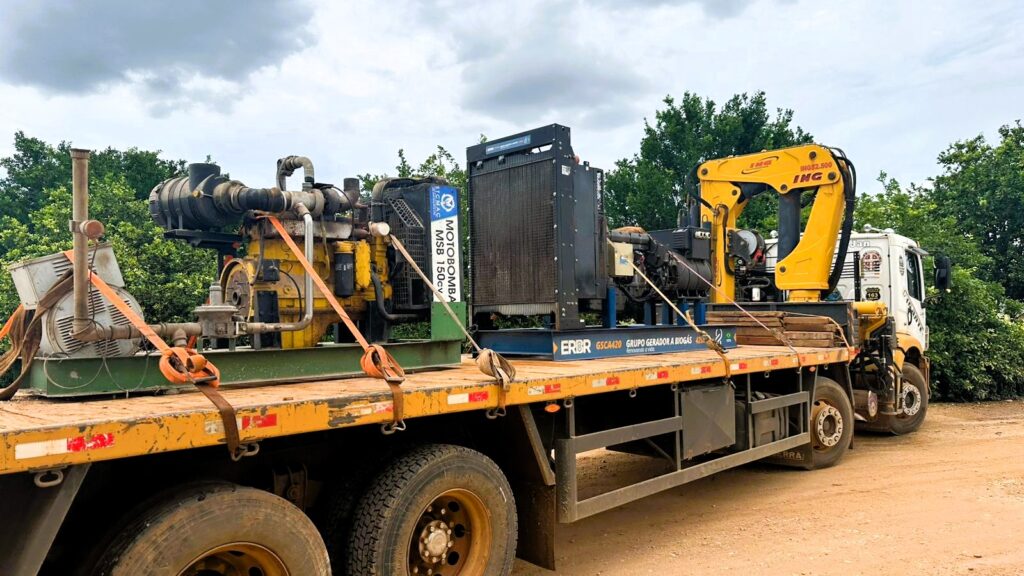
[698, 144, 848, 303]
[0, 347, 850, 475]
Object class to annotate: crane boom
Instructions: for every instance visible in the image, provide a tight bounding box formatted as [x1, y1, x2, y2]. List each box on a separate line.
[696, 144, 856, 303]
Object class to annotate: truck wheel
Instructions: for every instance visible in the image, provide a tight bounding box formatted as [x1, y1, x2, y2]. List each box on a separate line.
[93, 482, 329, 576]
[807, 377, 853, 470]
[889, 364, 928, 435]
[346, 444, 518, 576]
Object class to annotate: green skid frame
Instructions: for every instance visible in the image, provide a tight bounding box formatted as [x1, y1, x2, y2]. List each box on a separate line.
[26, 302, 466, 398]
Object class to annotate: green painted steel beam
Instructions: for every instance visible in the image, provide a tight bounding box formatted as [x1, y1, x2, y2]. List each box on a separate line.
[26, 339, 462, 398]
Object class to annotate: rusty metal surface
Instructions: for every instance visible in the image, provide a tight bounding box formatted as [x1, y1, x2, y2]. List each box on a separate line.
[0, 346, 849, 475]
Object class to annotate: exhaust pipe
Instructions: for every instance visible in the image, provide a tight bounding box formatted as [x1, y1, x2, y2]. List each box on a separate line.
[70, 148, 92, 338]
[70, 148, 202, 343]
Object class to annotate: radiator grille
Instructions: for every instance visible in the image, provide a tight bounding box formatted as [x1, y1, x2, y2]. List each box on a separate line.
[385, 197, 427, 309]
[471, 160, 555, 307]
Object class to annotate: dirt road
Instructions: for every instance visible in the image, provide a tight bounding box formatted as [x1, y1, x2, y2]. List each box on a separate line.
[513, 402, 1024, 576]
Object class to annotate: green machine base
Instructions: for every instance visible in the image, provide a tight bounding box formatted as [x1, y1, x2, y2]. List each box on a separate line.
[25, 302, 467, 398]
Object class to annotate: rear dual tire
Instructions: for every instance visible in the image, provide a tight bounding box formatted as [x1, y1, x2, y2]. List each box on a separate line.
[346, 444, 518, 576]
[92, 483, 329, 576]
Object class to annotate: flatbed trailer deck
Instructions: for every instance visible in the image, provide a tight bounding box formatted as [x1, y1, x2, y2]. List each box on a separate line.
[0, 343, 854, 575]
[0, 345, 848, 475]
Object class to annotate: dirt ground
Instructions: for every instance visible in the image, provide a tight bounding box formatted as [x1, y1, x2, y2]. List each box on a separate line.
[512, 402, 1024, 576]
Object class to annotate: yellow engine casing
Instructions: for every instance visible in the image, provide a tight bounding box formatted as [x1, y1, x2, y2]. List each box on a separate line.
[220, 234, 391, 349]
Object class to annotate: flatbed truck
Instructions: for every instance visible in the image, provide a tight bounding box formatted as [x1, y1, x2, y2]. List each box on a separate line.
[0, 343, 853, 575]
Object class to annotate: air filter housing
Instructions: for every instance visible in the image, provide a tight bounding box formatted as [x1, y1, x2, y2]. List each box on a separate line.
[467, 125, 605, 330]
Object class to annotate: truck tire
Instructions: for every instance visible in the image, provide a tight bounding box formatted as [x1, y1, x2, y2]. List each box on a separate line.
[92, 482, 329, 576]
[346, 444, 518, 576]
[807, 377, 853, 470]
[889, 363, 928, 435]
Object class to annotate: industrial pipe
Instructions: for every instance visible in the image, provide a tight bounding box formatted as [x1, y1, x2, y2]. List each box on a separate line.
[150, 163, 338, 233]
[240, 207, 316, 335]
[70, 148, 91, 339]
[70, 149, 203, 343]
[370, 271, 417, 322]
[276, 155, 315, 191]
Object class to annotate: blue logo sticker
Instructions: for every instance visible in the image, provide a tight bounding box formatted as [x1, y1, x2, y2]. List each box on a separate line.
[430, 186, 459, 221]
[484, 135, 531, 156]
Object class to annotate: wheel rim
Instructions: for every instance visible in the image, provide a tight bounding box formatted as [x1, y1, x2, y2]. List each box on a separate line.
[812, 400, 844, 449]
[409, 488, 492, 575]
[901, 382, 922, 417]
[178, 542, 288, 576]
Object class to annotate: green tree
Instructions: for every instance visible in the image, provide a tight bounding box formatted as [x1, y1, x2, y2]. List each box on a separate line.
[605, 91, 813, 231]
[930, 123, 1024, 300]
[856, 171, 992, 271]
[0, 132, 185, 227]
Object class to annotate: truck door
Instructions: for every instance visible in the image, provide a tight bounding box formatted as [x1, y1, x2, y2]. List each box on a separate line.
[901, 249, 927, 349]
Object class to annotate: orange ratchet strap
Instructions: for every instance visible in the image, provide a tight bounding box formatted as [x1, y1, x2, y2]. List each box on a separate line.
[261, 216, 408, 431]
[0, 304, 23, 340]
[60, 250, 244, 458]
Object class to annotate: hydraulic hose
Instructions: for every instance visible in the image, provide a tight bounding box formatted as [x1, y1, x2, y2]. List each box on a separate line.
[370, 271, 417, 322]
[825, 150, 857, 297]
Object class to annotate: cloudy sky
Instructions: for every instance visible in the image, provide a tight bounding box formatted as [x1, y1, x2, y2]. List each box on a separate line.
[0, 0, 1020, 191]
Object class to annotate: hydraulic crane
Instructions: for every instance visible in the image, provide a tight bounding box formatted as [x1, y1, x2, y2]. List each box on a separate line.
[695, 144, 857, 303]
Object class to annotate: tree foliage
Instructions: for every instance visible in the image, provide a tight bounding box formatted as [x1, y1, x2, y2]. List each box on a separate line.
[0, 131, 185, 220]
[604, 91, 813, 231]
[930, 123, 1024, 300]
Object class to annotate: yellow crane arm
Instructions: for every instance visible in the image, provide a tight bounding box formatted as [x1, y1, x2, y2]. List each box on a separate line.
[697, 144, 855, 303]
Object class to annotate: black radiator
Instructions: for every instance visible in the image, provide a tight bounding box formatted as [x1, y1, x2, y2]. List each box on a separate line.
[467, 124, 605, 330]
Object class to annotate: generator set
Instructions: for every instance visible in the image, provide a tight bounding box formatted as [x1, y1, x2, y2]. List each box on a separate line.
[467, 125, 735, 360]
[8, 152, 465, 397]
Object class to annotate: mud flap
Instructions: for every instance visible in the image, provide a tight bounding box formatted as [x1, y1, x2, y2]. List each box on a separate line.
[512, 481, 556, 569]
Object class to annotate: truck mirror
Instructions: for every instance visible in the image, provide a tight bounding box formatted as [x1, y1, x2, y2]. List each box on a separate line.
[933, 255, 953, 292]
